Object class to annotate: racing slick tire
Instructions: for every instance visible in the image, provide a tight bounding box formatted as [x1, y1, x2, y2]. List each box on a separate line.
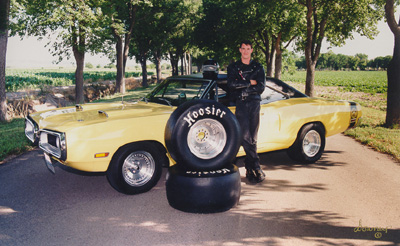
[287, 123, 326, 164]
[107, 142, 164, 195]
[165, 99, 241, 171]
[165, 164, 241, 213]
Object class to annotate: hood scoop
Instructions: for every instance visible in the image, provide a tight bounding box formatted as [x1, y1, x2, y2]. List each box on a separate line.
[98, 110, 109, 118]
[76, 104, 83, 111]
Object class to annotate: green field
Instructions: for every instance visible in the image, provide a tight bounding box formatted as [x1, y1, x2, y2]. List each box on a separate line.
[282, 70, 387, 94]
[5, 68, 145, 92]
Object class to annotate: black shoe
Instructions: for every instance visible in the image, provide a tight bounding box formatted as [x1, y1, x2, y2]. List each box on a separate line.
[253, 169, 265, 183]
[245, 169, 256, 183]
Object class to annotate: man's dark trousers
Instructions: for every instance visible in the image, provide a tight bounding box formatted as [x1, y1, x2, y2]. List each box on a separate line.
[235, 99, 261, 170]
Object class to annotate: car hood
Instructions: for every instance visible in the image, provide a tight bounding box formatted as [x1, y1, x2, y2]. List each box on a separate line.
[30, 101, 175, 131]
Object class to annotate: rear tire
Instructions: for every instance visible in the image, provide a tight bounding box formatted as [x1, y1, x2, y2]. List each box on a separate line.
[287, 123, 326, 163]
[166, 164, 241, 213]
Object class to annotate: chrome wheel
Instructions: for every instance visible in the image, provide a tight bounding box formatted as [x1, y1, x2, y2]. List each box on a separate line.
[122, 151, 155, 187]
[187, 119, 227, 159]
[302, 130, 321, 157]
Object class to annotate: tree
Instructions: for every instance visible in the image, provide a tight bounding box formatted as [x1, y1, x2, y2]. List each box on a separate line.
[101, 0, 142, 94]
[11, 0, 105, 104]
[384, 0, 400, 127]
[130, 3, 153, 87]
[0, 0, 10, 121]
[166, 0, 201, 76]
[297, 0, 382, 96]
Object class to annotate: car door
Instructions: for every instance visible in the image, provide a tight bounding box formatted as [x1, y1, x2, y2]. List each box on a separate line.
[257, 83, 289, 151]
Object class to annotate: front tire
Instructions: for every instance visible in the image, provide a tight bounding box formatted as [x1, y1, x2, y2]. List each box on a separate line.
[107, 142, 164, 195]
[287, 123, 326, 163]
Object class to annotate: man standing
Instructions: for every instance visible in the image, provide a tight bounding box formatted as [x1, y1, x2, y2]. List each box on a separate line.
[227, 40, 266, 183]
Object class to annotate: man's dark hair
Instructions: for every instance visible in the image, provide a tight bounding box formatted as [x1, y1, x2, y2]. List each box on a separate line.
[240, 40, 252, 48]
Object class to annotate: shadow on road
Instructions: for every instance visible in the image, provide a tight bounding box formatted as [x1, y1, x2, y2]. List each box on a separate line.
[1, 149, 398, 246]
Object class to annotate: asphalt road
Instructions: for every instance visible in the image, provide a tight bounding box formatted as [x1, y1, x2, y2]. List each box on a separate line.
[1, 134, 399, 246]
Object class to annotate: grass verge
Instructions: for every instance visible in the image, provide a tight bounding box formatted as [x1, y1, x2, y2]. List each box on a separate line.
[345, 107, 400, 161]
[0, 118, 35, 163]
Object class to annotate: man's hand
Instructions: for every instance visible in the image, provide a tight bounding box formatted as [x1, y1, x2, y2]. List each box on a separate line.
[250, 80, 257, 85]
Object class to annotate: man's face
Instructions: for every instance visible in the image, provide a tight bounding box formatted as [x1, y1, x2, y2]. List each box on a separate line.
[239, 44, 253, 60]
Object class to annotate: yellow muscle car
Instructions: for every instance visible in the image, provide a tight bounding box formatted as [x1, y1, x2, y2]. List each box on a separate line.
[25, 71, 361, 194]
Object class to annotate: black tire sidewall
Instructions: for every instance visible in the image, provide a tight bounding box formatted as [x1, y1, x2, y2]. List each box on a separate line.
[165, 99, 241, 171]
[288, 123, 326, 163]
[166, 164, 241, 213]
[107, 142, 163, 195]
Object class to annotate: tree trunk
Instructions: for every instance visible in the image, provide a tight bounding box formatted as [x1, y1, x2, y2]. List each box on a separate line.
[156, 60, 161, 84]
[155, 51, 162, 84]
[274, 34, 283, 79]
[386, 38, 400, 127]
[115, 37, 125, 93]
[140, 56, 148, 88]
[180, 55, 184, 75]
[385, 0, 400, 128]
[265, 44, 275, 77]
[73, 47, 85, 104]
[188, 53, 192, 74]
[304, 0, 319, 97]
[305, 62, 316, 97]
[0, 0, 10, 122]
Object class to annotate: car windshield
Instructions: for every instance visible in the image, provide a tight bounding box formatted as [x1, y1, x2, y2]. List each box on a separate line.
[144, 78, 210, 106]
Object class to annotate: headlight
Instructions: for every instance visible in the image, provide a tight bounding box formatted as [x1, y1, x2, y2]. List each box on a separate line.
[25, 117, 38, 143]
[39, 129, 67, 160]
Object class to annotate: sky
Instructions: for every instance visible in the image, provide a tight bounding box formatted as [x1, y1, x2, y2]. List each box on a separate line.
[5, 20, 395, 69]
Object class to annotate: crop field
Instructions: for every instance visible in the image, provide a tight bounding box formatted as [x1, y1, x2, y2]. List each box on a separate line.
[282, 70, 387, 94]
[5, 69, 144, 92]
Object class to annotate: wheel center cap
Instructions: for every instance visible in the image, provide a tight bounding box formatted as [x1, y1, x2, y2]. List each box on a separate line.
[198, 131, 206, 140]
[129, 161, 141, 173]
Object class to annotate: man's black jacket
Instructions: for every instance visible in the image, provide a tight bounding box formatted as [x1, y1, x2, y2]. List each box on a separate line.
[227, 60, 266, 101]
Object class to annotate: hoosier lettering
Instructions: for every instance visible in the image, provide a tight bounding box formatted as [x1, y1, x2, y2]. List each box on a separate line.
[183, 105, 226, 127]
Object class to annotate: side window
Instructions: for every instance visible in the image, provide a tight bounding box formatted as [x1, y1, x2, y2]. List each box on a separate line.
[260, 81, 288, 104]
[207, 80, 230, 106]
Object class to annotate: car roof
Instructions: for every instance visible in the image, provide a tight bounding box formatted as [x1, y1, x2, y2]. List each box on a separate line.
[167, 73, 228, 81]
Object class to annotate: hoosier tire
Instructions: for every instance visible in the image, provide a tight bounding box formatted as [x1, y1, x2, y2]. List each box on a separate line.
[165, 164, 241, 213]
[165, 99, 241, 171]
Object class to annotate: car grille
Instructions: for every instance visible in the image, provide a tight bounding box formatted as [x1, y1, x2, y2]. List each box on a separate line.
[39, 130, 66, 160]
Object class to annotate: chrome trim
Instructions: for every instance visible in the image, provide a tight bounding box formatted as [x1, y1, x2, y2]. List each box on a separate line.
[75, 104, 83, 111]
[122, 151, 155, 187]
[302, 130, 321, 157]
[25, 117, 38, 143]
[187, 118, 227, 159]
[39, 129, 67, 160]
[98, 110, 108, 118]
[349, 102, 360, 128]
